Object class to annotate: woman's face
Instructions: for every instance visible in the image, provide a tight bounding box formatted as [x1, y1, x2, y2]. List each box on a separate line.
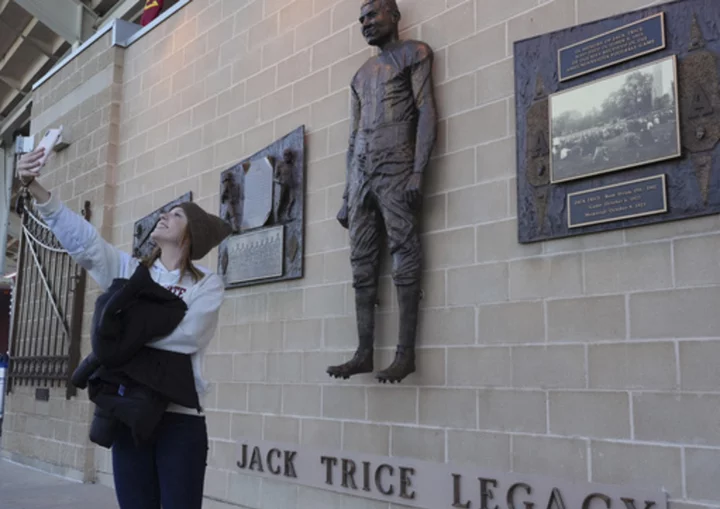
[150, 207, 188, 245]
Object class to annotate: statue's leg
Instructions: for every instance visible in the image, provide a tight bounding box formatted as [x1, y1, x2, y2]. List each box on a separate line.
[283, 185, 295, 221]
[327, 188, 381, 379]
[274, 186, 283, 224]
[373, 174, 422, 384]
[287, 191, 296, 220]
[375, 284, 422, 383]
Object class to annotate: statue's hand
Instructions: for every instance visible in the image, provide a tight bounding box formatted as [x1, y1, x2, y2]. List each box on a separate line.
[337, 200, 349, 229]
[404, 173, 423, 209]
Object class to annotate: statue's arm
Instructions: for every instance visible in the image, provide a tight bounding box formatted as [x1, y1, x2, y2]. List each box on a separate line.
[411, 49, 438, 175]
[344, 85, 361, 201]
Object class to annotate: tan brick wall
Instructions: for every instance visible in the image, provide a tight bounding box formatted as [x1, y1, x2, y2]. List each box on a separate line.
[107, 0, 713, 508]
[1, 32, 122, 481]
[6, 0, 720, 508]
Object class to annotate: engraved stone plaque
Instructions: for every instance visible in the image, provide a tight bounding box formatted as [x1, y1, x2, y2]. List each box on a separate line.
[233, 438, 668, 509]
[224, 226, 284, 284]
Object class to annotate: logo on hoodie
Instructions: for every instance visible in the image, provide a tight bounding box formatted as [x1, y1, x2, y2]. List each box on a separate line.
[165, 285, 187, 298]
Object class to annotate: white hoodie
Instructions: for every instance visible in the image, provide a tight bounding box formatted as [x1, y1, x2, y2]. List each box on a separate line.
[36, 194, 224, 415]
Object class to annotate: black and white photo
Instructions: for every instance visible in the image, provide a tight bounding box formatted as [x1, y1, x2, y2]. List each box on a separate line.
[550, 56, 680, 183]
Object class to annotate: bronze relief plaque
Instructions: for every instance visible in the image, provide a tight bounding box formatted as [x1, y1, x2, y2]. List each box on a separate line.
[515, 0, 720, 243]
[217, 126, 305, 288]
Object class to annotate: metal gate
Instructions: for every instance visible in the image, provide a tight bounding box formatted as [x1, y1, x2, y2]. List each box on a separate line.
[7, 195, 89, 399]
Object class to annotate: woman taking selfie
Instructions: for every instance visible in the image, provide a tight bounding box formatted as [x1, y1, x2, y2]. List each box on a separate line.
[16, 147, 232, 509]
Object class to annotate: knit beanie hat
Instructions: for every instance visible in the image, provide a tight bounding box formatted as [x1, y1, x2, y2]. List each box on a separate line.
[178, 202, 233, 260]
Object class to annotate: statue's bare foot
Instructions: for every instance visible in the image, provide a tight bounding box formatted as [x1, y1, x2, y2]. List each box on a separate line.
[327, 348, 373, 379]
[375, 346, 415, 384]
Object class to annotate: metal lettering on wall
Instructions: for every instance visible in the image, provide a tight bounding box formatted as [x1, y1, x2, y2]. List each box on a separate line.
[235, 439, 667, 509]
[515, 0, 720, 243]
[218, 126, 305, 289]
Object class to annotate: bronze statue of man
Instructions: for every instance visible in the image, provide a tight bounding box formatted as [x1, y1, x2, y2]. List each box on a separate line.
[327, 0, 437, 383]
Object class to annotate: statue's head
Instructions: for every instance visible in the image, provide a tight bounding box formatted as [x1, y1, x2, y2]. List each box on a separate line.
[282, 148, 295, 163]
[360, 0, 401, 47]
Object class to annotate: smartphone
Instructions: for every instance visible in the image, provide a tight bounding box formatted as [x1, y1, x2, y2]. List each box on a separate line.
[36, 127, 63, 166]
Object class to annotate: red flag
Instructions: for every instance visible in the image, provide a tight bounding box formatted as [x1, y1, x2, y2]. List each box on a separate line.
[140, 0, 164, 26]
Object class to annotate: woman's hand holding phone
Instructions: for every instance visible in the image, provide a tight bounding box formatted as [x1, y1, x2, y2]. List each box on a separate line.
[17, 148, 46, 186]
[18, 127, 62, 187]
[36, 127, 62, 166]
[17, 148, 52, 203]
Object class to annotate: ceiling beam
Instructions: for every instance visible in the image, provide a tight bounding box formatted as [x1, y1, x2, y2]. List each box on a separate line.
[0, 0, 10, 16]
[0, 11, 69, 118]
[13, 36, 66, 92]
[0, 18, 40, 73]
[0, 75, 31, 121]
[70, 0, 100, 19]
[0, 75, 23, 92]
[16, 40, 65, 92]
[14, 0, 83, 44]
[24, 37, 57, 60]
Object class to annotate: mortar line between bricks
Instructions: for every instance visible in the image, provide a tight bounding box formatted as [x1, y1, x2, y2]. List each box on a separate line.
[667, 500, 714, 509]
[583, 344, 589, 389]
[387, 423, 393, 456]
[370, 251, 697, 277]
[574, 0, 579, 24]
[263, 338, 720, 354]
[504, 19, 510, 58]
[625, 293, 631, 340]
[224, 402, 720, 434]
[628, 391, 635, 440]
[508, 344, 516, 387]
[505, 98, 512, 138]
[416, 387, 421, 425]
[443, 91, 516, 122]
[585, 439, 592, 483]
[545, 390, 550, 434]
[222, 384, 720, 420]
[363, 386, 369, 421]
[202, 493, 248, 508]
[670, 240, 677, 288]
[444, 428, 449, 464]
[208, 423, 699, 451]
[542, 298, 549, 345]
[339, 420, 344, 450]
[681, 446, 688, 499]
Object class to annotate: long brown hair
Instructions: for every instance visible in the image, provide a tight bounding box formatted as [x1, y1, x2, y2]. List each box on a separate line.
[141, 224, 204, 283]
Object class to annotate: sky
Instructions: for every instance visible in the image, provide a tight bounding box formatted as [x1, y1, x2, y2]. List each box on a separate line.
[551, 57, 675, 118]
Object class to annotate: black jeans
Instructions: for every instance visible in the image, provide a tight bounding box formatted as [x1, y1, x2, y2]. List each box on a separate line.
[112, 412, 208, 509]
